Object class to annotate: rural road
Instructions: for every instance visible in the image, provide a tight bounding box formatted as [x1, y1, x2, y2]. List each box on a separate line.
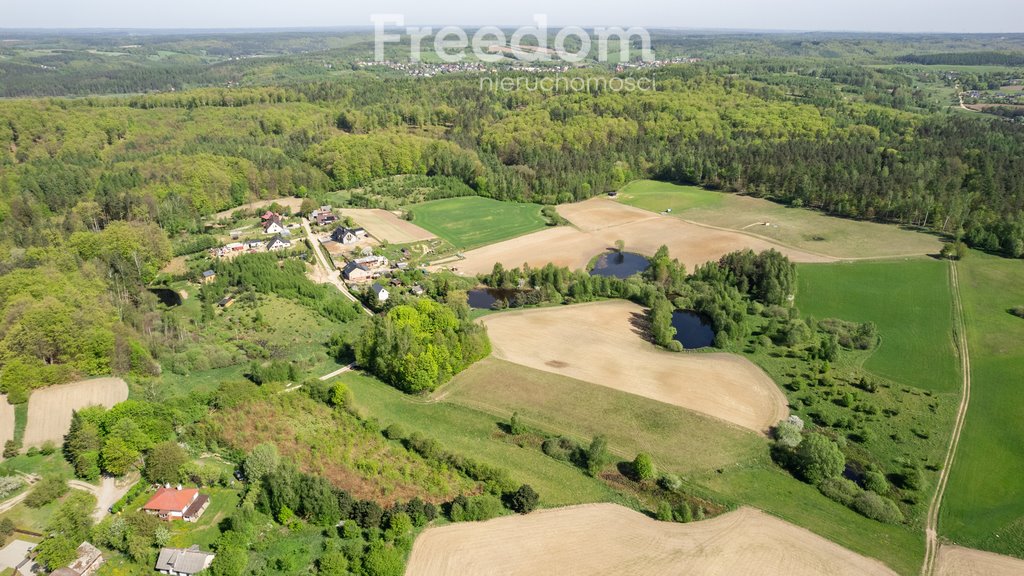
[68, 475, 139, 522]
[300, 218, 373, 317]
[921, 262, 972, 575]
[319, 362, 357, 381]
[0, 491, 28, 515]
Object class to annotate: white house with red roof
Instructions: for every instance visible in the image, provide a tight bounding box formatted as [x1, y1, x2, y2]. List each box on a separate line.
[141, 486, 210, 522]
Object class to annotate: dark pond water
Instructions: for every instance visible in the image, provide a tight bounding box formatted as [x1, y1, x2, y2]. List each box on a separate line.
[589, 251, 650, 279]
[149, 288, 182, 307]
[467, 288, 523, 310]
[671, 310, 716, 349]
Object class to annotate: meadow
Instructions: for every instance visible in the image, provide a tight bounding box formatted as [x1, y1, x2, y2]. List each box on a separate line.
[940, 252, 1024, 557]
[796, 260, 959, 393]
[615, 180, 724, 214]
[408, 197, 548, 250]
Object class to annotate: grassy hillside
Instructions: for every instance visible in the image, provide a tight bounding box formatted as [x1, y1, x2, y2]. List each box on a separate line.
[941, 252, 1024, 557]
[796, 260, 959, 393]
[616, 180, 724, 213]
[409, 197, 547, 250]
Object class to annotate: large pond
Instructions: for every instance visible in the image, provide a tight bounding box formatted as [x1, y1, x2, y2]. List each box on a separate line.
[467, 288, 524, 310]
[590, 251, 650, 279]
[671, 310, 716, 349]
[149, 287, 182, 307]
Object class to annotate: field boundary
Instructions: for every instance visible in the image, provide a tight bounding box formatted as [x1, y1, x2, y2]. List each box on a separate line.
[922, 262, 972, 575]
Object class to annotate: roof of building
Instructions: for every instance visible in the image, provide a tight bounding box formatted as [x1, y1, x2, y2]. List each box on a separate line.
[143, 487, 199, 513]
[343, 261, 369, 274]
[371, 283, 388, 294]
[201, 270, 216, 277]
[155, 546, 216, 575]
[267, 235, 290, 246]
[183, 494, 210, 519]
[52, 542, 103, 576]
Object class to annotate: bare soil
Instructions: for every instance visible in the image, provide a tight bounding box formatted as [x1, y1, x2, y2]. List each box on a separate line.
[480, 301, 788, 434]
[0, 397, 13, 452]
[339, 208, 437, 244]
[23, 378, 129, 447]
[405, 504, 898, 576]
[936, 545, 1024, 576]
[450, 197, 832, 276]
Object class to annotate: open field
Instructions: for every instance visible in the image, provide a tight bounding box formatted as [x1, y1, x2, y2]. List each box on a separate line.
[796, 260, 959, 393]
[338, 207, 437, 244]
[409, 197, 547, 250]
[618, 180, 943, 259]
[0, 398, 12, 453]
[443, 358, 764, 475]
[406, 503, 898, 576]
[448, 197, 832, 276]
[941, 252, 1024, 557]
[480, 301, 789, 433]
[22, 378, 128, 447]
[936, 545, 1024, 576]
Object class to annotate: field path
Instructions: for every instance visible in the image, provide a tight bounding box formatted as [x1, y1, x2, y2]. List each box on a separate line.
[922, 262, 972, 575]
[406, 503, 898, 576]
[301, 218, 373, 317]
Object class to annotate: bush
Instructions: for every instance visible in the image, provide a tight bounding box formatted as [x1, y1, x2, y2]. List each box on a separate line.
[818, 477, 860, 506]
[25, 476, 69, 508]
[506, 484, 540, 514]
[773, 421, 803, 448]
[1011, 306, 1024, 319]
[2, 441, 19, 459]
[852, 491, 904, 524]
[382, 424, 406, 441]
[508, 412, 527, 436]
[864, 470, 890, 495]
[39, 441, 57, 456]
[449, 494, 504, 522]
[632, 453, 656, 481]
[796, 433, 845, 486]
[541, 437, 580, 463]
[658, 473, 682, 491]
[656, 501, 673, 522]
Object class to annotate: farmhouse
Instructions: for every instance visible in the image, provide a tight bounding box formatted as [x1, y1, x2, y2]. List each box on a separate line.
[142, 486, 210, 522]
[310, 206, 338, 226]
[331, 226, 368, 245]
[154, 546, 216, 576]
[263, 219, 286, 235]
[200, 270, 216, 284]
[355, 254, 389, 270]
[50, 542, 104, 576]
[342, 262, 372, 282]
[266, 235, 292, 251]
[371, 283, 390, 302]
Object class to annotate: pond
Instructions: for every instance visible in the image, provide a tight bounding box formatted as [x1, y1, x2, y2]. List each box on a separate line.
[149, 287, 183, 307]
[671, 310, 716, 349]
[467, 288, 525, 310]
[589, 251, 650, 279]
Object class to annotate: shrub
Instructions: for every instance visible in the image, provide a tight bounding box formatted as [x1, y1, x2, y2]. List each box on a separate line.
[656, 501, 673, 522]
[2, 441, 19, 459]
[773, 421, 803, 448]
[541, 436, 579, 463]
[864, 470, 890, 495]
[818, 477, 860, 506]
[382, 424, 406, 441]
[852, 491, 904, 524]
[508, 412, 527, 436]
[1011, 306, 1024, 319]
[25, 476, 69, 508]
[0, 476, 23, 500]
[632, 453, 656, 481]
[796, 433, 845, 486]
[658, 473, 682, 491]
[506, 484, 540, 514]
[39, 441, 57, 456]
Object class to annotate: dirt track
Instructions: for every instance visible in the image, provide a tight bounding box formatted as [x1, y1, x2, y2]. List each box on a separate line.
[450, 197, 832, 276]
[936, 545, 1024, 576]
[480, 301, 788, 434]
[340, 208, 436, 244]
[23, 378, 128, 447]
[405, 504, 898, 576]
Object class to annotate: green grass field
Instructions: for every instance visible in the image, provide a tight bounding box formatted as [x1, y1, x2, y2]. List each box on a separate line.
[616, 180, 724, 213]
[941, 253, 1024, 557]
[338, 367, 621, 508]
[409, 197, 547, 250]
[796, 260, 959, 393]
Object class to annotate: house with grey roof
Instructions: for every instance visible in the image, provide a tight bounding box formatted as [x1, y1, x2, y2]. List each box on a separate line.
[155, 546, 216, 576]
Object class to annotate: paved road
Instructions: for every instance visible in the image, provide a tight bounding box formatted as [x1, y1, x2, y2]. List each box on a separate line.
[921, 262, 972, 575]
[300, 218, 373, 316]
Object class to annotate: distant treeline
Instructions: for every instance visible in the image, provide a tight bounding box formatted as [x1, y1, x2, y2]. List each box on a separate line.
[897, 52, 1024, 66]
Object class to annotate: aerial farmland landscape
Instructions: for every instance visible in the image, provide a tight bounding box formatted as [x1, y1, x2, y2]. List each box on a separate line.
[0, 2, 1023, 575]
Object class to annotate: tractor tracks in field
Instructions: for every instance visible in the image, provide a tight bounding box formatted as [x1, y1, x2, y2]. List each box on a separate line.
[921, 262, 972, 575]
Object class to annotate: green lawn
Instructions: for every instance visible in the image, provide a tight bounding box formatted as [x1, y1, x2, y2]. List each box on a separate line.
[170, 487, 243, 550]
[941, 253, 1024, 557]
[338, 367, 621, 508]
[796, 260, 959, 393]
[616, 180, 724, 214]
[408, 197, 547, 250]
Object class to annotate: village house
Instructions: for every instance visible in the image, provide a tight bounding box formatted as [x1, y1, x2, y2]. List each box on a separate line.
[50, 542, 104, 576]
[331, 226, 368, 245]
[218, 296, 235, 308]
[263, 217, 287, 235]
[200, 270, 216, 284]
[310, 206, 338, 226]
[141, 486, 210, 522]
[410, 285, 425, 296]
[371, 283, 390, 302]
[266, 235, 292, 251]
[342, 261, 372, 282]
[155, 546, 216, 576]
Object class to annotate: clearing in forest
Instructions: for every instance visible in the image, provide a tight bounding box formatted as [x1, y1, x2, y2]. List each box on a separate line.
[449, 196, 831, 276]
[405, 503, 898, 576]
[23, 378, 129, 447]
[338, 208, 437, 244]
[479, 300, 788, 433]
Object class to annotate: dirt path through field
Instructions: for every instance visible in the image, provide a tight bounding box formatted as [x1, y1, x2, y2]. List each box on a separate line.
[922, 262, 972, 575]
[23, 378, 128, 447]
[406, 503, 898, 576]
[480, 301, 788, 434]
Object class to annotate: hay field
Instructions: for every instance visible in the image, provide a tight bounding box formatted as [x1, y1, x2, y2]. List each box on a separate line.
[405, 504, 898, 576]
[448, 197, 832, 276]
[339, 208, 436, 244]
[936, 545, 1024, 576]
[23, 378, 128, 447]
[0, 397, 13, 451]
[479, 301, 788, 433]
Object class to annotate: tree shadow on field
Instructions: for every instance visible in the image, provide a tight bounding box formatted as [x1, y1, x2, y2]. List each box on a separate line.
[629, 312, 655, 344]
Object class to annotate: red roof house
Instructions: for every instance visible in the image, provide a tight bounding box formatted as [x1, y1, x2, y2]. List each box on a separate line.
[142, 487, 210, 522]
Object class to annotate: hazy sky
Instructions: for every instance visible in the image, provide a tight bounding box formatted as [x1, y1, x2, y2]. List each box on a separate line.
[3, 0, 1022, 32]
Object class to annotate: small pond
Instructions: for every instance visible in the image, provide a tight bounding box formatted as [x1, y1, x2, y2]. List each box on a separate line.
[149, 287, 183, 307]
[671, 310, 716, 349]
[589, 251, 650, 279]
[467, 288, 525, 310]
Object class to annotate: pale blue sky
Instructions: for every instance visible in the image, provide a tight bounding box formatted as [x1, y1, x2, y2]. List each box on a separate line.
[2, 0, 1021, 32]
